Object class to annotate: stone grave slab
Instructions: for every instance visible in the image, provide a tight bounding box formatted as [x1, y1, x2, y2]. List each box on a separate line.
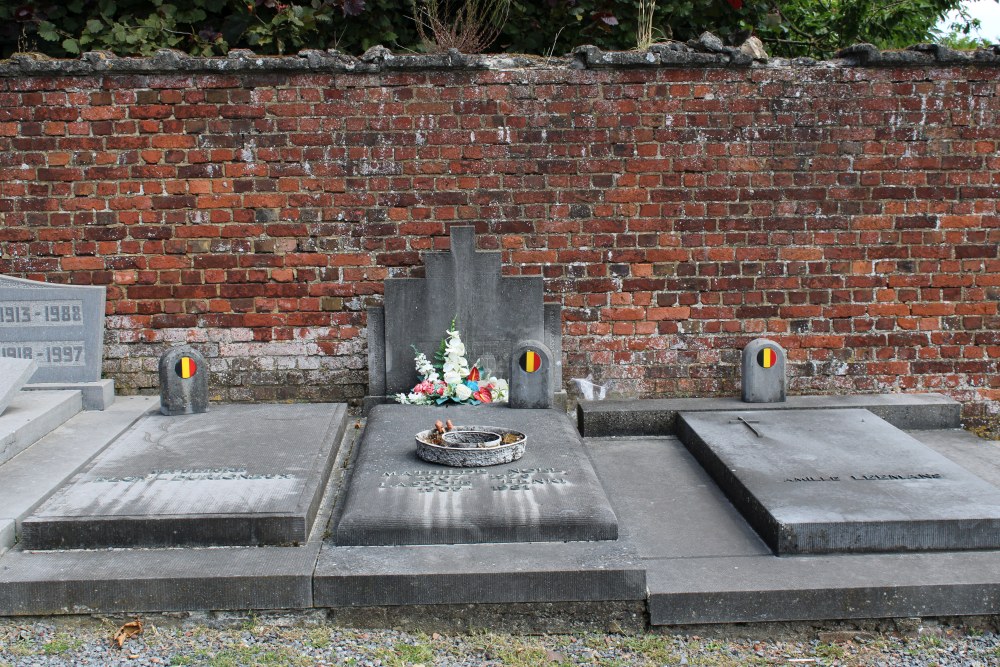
[20, 403, 348, 549]
[334, 404, 618, 546]
[0, 358, 37, 416]
[677, 408, 1000, 554]
[0, 275, 106, 384]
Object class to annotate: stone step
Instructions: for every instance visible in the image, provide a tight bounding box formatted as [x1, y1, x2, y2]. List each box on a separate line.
[23, 379, 115, 411]
[647, 551, 1000, 625]
[0, 390, 82, 468]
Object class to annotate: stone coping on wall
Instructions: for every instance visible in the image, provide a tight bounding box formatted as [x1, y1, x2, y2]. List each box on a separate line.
[1, 40, 998, 77]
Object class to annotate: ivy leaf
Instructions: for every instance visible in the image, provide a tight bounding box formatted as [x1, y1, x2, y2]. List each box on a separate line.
[85, 19, 104, 33]
[62, 38, 81, 53]
[37, 21, 60, 42]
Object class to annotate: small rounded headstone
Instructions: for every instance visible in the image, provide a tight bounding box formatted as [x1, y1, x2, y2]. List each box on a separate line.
[741, 338, 786, 403]
[159, 346, 208, 415]
[510, 340, 553, 409]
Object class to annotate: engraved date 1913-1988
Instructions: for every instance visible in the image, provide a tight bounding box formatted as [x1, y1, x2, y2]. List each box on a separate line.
[0, 301, 83, 326]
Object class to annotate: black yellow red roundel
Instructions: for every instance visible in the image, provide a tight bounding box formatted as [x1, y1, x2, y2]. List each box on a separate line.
[520, 350, 541, 373]
[756, 347, 777, 369]
[175, 356, 198, 379]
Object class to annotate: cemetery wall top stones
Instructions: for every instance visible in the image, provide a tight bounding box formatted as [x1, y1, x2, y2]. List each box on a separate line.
[0, 43, 997, 78]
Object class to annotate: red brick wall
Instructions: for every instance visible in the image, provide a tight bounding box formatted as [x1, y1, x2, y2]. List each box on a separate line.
[1, 60, 998, 419]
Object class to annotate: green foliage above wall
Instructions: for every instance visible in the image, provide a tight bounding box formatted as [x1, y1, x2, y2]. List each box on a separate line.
[0, 0, 981, 61]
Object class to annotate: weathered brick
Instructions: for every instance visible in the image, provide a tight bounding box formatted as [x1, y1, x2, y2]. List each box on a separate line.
[0, 63, 995, 414]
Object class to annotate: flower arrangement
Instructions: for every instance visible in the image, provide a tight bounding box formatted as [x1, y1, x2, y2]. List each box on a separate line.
[395, 320, 508, 406]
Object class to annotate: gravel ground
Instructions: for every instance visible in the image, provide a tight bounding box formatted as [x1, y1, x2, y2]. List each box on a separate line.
[2, 615, 1000, 666]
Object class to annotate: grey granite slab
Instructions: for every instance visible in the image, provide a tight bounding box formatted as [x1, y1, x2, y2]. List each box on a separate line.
[21, 403, 348, 549]
[577, 393, 962, 437]
[0, 544, 318, 615]
[585, 436, 769, 558]
[647, 551, 1000, 625]
[0, 358, 37, 417]
[23, 379, 115, 410]
[314, 540, 645, 607]
[0, 275, 106, 383]
[0, 396, 156, 550]
[0, 391, 82, 467]
[677, 408, 1000, 554]
[334, 404, 618, 546]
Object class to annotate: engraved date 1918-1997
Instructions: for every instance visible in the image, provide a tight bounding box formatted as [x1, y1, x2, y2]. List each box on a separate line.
[2, 342, 85, 366]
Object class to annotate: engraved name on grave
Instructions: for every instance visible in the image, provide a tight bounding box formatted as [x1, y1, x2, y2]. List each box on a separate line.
[0, 276, 106, 383]
[784, 472, 942, 483]
[377, 467, 570, 493]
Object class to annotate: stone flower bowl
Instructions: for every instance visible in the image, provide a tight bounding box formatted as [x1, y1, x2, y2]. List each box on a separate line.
[415, 425, 527, 467]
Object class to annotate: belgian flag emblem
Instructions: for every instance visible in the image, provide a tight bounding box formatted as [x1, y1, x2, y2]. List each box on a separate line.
[520, 350, 542, 373]
[757, 347, 777, 369]
[175, 356, 198, 379]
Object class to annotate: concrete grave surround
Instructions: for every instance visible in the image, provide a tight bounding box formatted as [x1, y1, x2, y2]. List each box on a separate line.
[0, 358, 37, 417]
[334, 404, 618, 546]
[8, 393, 1000, 623]
[159, 346, 209, 415]
[741, 338, 786, 403]
[368, 226, 562, 406]
[677, 408, 1000, 554]
[577, 393, 963, 437]
[0, 275, 106, 384]
[20, 403, 348, 549]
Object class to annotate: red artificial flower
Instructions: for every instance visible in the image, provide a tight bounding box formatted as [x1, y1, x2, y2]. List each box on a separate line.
[467, 367, 480, 381]
[473, 388, 493, 403]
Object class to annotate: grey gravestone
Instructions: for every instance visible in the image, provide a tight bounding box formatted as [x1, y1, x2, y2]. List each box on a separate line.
[0, 358, 38, 417]
[334, 404, 619, 546]
[0, 275, 106, 383]
[159, 346, 208, 416]
[677, 408, 1000, 554]
[20, 403, 348, 549]
[369, 226, 561, 405]
[509, 340, 553, 409]
[742, 338, 786, 403]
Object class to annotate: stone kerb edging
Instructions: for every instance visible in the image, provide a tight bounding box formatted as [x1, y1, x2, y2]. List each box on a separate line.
[1, 38, 998, 77]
